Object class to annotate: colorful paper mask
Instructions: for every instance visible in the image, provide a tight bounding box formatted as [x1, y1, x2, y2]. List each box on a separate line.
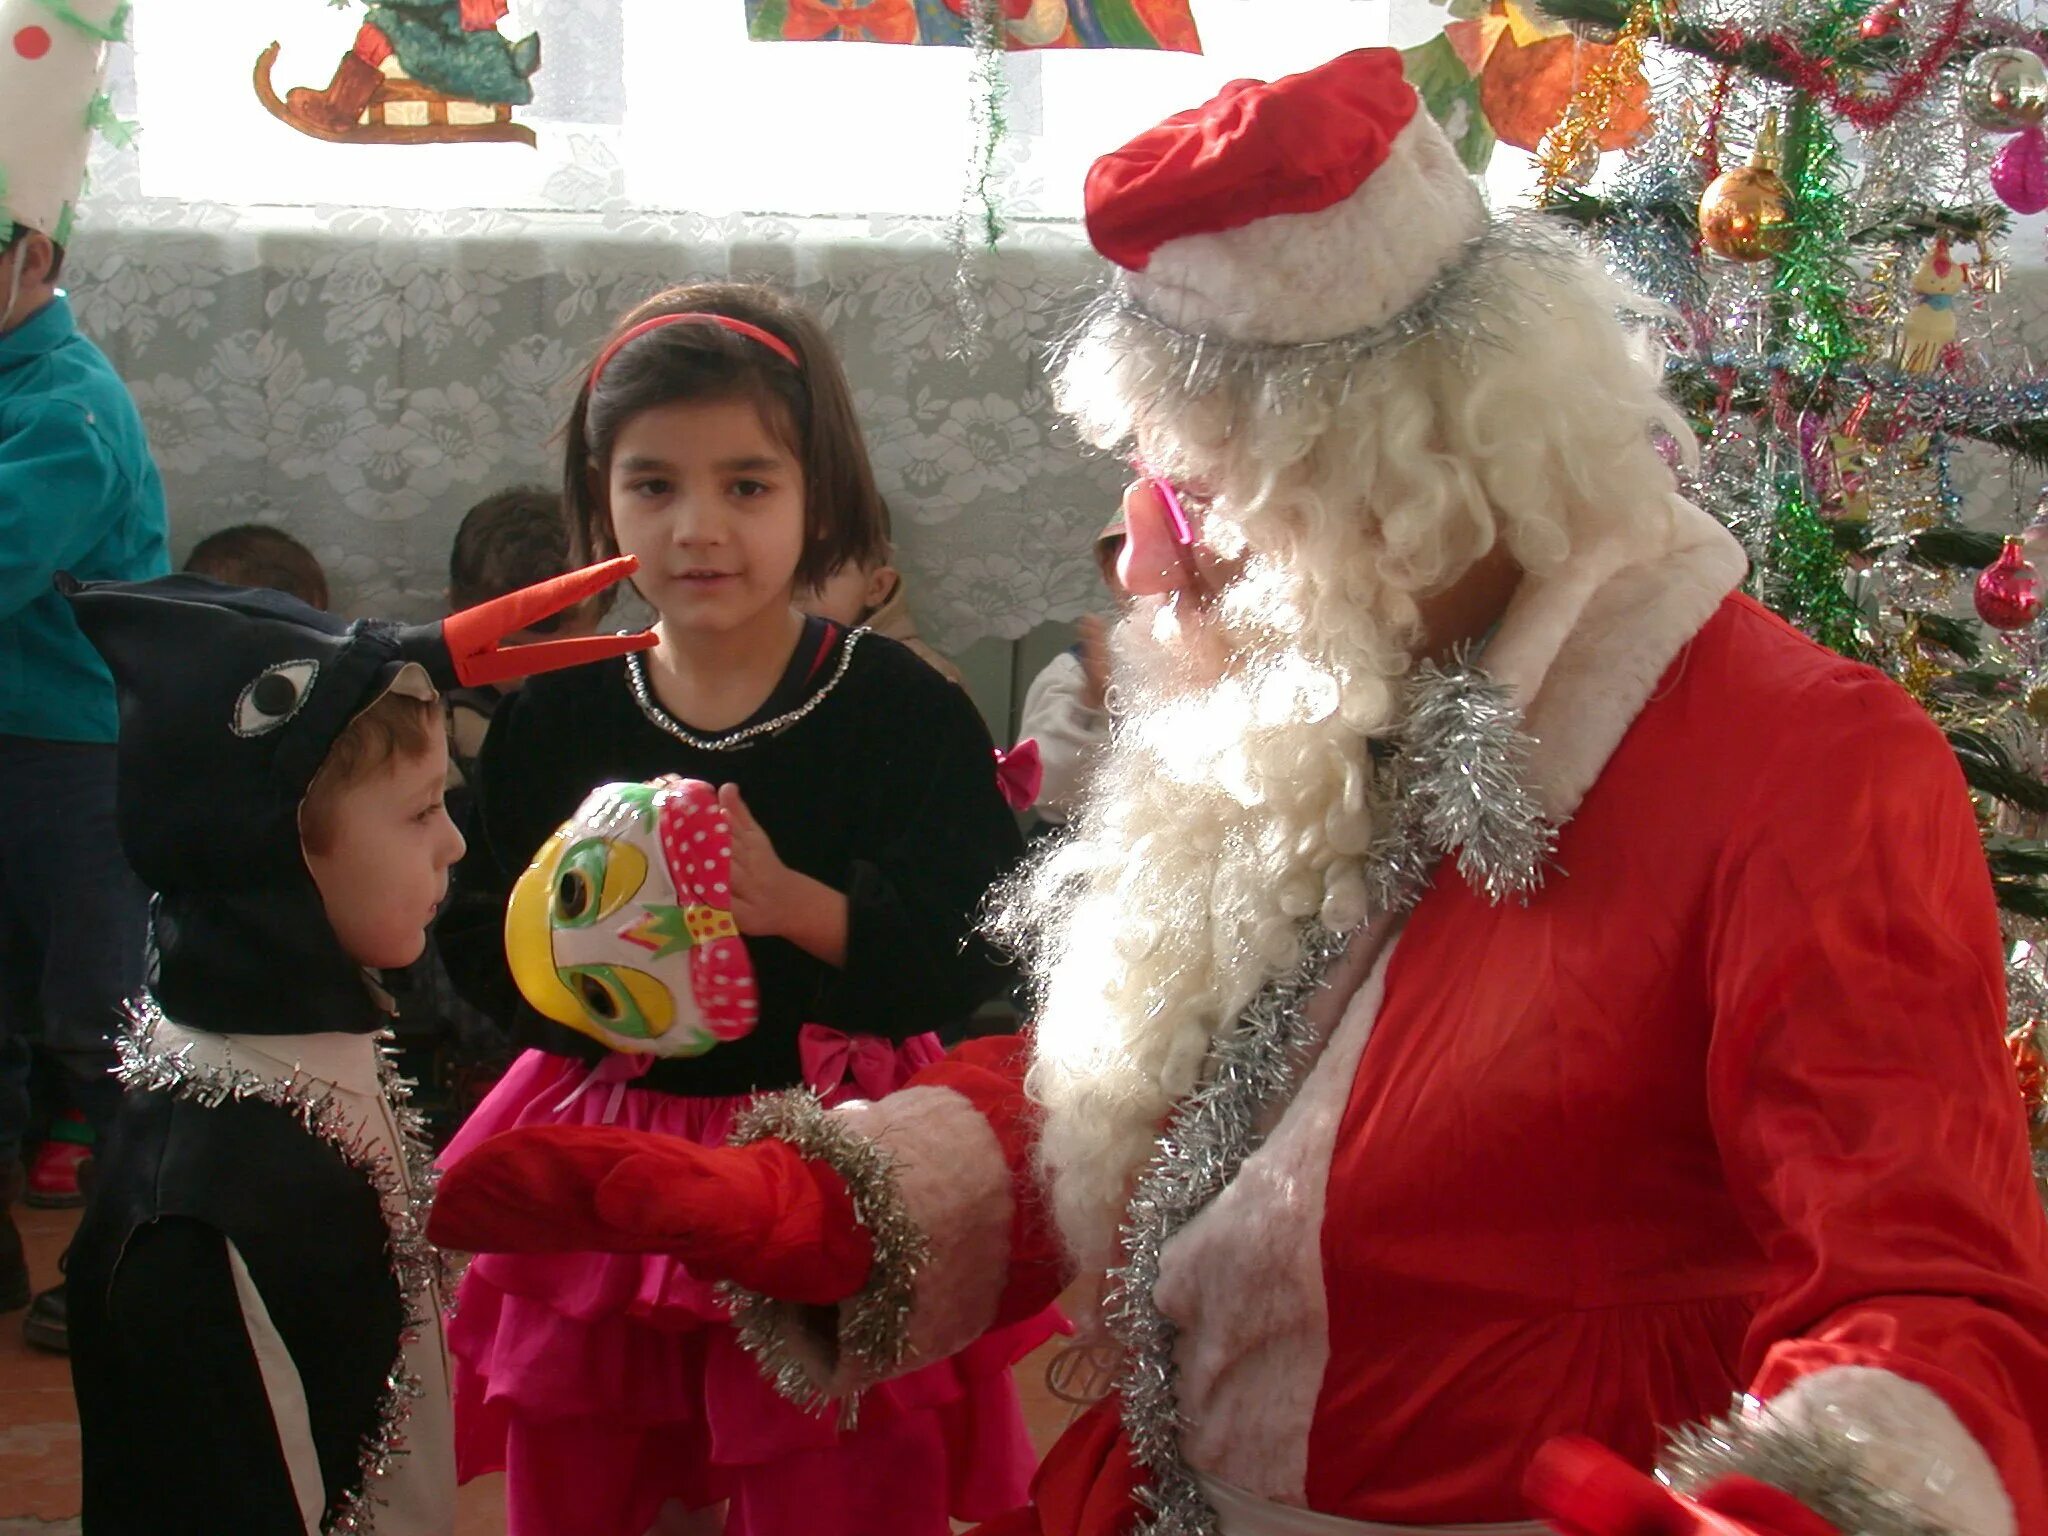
[505, 777, 760, 1056]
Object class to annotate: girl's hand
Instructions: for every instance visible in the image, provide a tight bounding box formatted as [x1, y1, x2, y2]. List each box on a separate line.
[717, 784, 849, 966]
[718, 783, 796, 936]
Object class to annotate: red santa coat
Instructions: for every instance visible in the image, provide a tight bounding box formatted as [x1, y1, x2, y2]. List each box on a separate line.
[764, 505, 2048, 1533]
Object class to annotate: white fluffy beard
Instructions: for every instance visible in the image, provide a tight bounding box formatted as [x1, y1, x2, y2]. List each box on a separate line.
[989, 525, 1411, 1284]
[1003, 242, 1691, 1280]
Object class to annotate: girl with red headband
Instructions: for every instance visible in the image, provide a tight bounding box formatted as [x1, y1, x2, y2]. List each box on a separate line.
[432, 283, 1052, 1536]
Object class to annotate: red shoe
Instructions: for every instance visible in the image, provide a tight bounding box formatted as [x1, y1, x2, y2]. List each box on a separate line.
[26, 1119, 92, 1210]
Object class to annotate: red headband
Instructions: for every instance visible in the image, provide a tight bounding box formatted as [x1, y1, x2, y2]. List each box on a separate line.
[588, 312, 802, 389]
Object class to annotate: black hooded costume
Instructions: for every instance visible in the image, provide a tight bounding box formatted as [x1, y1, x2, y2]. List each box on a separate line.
[59, 562, 649, 1536]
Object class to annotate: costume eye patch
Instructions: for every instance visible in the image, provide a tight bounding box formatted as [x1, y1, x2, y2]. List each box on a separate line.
[232, 660, 320, 737]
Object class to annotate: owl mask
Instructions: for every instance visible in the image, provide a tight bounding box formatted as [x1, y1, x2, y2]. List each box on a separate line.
[506, 777, 760, 1056]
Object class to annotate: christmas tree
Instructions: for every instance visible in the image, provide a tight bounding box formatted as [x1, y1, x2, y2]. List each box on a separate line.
[1413, 0, 2048, 1179]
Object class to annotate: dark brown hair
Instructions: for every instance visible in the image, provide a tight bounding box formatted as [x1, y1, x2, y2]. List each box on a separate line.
[563, 283, 888, 592]
[300, 690, 442, 854]
[448, 485, 607, 626]
[2, 225, 65, 285]
[185, 523, 330, 611]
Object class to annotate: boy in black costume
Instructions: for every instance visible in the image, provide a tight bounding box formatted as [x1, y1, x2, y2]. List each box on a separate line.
[60, 559, 648, 1535]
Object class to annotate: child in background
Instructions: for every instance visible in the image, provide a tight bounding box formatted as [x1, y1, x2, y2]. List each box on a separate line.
[183, 523, 330, 611]
[0, 7, 169, 1345]
[60, 559, 645, 1536]
[433, 282, 1048, 1536]
[799, 506, 962, 684]
[1017, 513, 1127, 831]
[444, 487, 606, 807]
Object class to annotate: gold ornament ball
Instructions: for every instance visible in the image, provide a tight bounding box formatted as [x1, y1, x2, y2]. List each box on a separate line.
[1962, 47, 2048, 133]
[1698, 165, 1794, 261]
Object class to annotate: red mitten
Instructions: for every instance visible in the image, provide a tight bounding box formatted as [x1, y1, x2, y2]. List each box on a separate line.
[596, 1133, 873, 1302]
[1527, 1438, 1843, 1536]
[431, 1124, 652, 1255]
[429, 1124, 874, 1304]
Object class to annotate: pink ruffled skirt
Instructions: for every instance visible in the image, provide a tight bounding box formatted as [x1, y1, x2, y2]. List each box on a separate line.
[442, 1036, 1058, 1536]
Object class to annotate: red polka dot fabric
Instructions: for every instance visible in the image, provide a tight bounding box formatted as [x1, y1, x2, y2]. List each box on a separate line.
[12, 25, 50, 59]
[656, 780, 759, 1042]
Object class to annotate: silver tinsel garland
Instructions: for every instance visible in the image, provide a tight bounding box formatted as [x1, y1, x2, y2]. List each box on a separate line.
[116, 996, 447, 1536]
[1379, 653, 1558, 908]
[1050, 217, 1585, 424]
[943, 0, 1009, 363]
[719, 1088, 931, 1429]
[1105, 919, 1350, 1536]
[1662, 1399, 1954, 1536]
[1108, 655, 1554, 1535]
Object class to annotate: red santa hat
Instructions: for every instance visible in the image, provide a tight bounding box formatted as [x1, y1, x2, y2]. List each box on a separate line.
[1082, 49, 1488, 347]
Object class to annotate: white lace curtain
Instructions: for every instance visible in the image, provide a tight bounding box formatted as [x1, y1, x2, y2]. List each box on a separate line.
[76, 0, 2045, 666]
[68, 0, 1415, 669]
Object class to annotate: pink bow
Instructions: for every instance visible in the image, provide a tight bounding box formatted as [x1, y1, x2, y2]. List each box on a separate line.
[995, 739, 1043, 811]
[799, 1024, 902, 1104]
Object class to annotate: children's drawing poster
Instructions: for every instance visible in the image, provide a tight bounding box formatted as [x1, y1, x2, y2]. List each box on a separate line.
[745, 0, 1201, 52]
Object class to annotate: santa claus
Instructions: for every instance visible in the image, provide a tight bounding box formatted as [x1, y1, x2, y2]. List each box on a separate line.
[429, 48, 2048, 1536]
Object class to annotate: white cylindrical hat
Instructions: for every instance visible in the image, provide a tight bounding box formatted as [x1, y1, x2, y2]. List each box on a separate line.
[0, 0, 123, 242]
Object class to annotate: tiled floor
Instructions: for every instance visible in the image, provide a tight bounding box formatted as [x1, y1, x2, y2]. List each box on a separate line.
[0, 1204, 1078, 1534]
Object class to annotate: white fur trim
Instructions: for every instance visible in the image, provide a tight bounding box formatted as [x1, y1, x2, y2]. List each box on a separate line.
[732, 1086, 1016, 1397]
[1156, 926, 1404, 1500]
[1200, 1474, 1546, 1535]
[1506, 502, 1747, 822]
[1764, 1366, 2016, 1536]
[839, 1086, 1014, 1366]
[1128, 113, 1488, 345]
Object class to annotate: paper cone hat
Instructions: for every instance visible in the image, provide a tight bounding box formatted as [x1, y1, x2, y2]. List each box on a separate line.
[0, 0, 124, 242]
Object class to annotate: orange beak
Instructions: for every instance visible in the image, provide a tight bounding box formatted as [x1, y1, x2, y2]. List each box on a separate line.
[440, 556, 657, 689]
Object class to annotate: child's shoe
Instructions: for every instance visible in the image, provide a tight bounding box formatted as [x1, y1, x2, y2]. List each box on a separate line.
[25, 1111, 92, 1209]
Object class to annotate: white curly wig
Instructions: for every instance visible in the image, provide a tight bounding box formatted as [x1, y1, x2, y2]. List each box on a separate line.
[989, 228, 1699, 1284]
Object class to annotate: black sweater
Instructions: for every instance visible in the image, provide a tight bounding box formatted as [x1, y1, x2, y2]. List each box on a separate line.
[436, 622, 1023, 1097]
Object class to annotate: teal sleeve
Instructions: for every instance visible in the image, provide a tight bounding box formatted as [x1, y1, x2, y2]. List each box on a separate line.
[0, 399, 123, 622]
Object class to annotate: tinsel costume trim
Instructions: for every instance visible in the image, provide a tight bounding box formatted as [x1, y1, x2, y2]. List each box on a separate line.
[1049, 216, 1591, 423]
[115, 996, 449, 1536]
[1366, 650, 1558, 912]
[1661, 1399, 1953, 1536]
[718, 1088, 931, 1429]
[1109, 655, 1552, 1536]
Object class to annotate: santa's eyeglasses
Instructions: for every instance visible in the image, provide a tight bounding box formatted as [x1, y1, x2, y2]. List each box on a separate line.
[1122, 466, 1223, 598]
[1127, 465, 1216, 536]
